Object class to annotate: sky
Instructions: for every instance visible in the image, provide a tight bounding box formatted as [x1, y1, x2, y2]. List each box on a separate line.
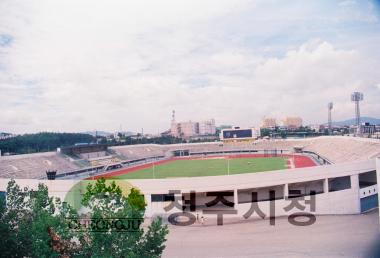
[0, 0, 380, 134]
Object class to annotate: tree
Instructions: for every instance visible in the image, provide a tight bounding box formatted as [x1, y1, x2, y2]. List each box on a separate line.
[260, 128, 270, 137]
[0, 179, 79, 257]
[0, 179, 169, 257]
[80, 178, 168, 257]
[0, 132, 96, 154]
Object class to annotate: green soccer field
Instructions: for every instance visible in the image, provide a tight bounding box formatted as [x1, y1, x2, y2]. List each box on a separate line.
[111, 157, 287, 179]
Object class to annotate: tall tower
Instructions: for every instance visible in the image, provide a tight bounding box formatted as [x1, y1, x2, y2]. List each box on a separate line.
[328, 102, 333, 134]
[351, 92, 363, 135]
[170, 110, 178, 137]
[171, 110, 176, 123]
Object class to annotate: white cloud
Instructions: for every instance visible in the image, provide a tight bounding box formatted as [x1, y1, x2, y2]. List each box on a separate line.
[0, 0, 379, 133]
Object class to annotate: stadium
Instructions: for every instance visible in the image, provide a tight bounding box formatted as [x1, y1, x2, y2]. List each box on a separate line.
[1, 134, 380, 256]
[1, 136, 380, 219]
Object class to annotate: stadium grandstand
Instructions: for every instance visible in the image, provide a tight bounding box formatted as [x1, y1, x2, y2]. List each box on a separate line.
[0, 136, 379, 179]
[1, 135, 380, 229]
[58, 143, 123, 167]
[0, 152, 79, 179]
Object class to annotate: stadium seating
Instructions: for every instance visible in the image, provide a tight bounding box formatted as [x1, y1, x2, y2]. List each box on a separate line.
[0, 152, 79, 179]
[302, 137, 380, 163]
[110, 137, 380, 164]
[1, 136, 379, 179]
[111, 144, 166, 160]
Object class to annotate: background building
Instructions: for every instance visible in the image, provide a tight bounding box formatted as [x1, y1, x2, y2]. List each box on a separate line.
[261, 117, 277, 129]
[282, 116, 303, 130]
[170, 111, 216, 138]
[198, 119, 216, 135]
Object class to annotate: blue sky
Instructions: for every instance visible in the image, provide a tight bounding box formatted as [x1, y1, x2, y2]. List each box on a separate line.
[0, 34, 13, 47]
[0, 0, 380, 133]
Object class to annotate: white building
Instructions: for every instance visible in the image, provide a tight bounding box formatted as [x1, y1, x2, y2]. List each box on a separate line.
[170, 111, 216, 138]
[198, 119, 216, 135]
[282, 116, 303, 130]
[261, 117, 277, 128]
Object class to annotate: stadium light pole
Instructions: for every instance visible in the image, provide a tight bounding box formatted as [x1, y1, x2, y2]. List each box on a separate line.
[351, 92, 363, 135]
[328, 102, 333, 135]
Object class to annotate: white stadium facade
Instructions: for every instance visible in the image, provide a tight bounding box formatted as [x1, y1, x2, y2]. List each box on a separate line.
[1, 136, 380, 223]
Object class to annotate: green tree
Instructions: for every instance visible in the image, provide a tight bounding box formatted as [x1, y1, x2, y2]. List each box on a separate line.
[0, 178, 169, 257]
[80, 178, 168, 258]
[260, 128, 270, 137]
[0, 132, 97, 154]
[0, 180, 80, 257]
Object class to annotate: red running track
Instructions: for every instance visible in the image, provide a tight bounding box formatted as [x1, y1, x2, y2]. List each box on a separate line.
[91, 154, 316, 179]
[291, 155, 317, 168]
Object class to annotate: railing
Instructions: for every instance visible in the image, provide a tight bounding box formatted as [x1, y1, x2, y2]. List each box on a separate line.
[301, 150, 332, 165]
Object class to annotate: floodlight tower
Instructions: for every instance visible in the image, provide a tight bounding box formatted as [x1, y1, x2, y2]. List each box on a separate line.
[328, 102, 333, 134]
[172, 110, 176, 123]
[351, 92, 363, 135]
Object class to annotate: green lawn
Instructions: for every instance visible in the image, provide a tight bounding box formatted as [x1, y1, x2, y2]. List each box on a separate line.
[112, 157, 287, 179]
